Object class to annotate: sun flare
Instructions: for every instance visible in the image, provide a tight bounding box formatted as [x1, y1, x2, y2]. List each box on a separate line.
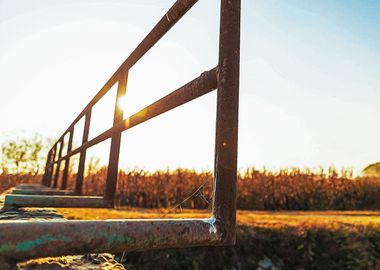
[117, 95, 127, 112]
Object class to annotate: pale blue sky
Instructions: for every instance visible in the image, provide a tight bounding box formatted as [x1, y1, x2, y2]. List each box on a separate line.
[0, 0, 379, 173]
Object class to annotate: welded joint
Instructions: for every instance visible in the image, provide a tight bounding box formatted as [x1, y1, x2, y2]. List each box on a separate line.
[209, 216, 236, 246]
[202, 217, 217, 234]
[202, 216, 235, 246]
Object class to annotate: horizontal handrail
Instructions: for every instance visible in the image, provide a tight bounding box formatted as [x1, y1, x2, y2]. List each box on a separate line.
[0, 218, 221, 260]
[8, 0, 240, 261]
[50, 67, 217, 166]
[53, 0, 199, 146]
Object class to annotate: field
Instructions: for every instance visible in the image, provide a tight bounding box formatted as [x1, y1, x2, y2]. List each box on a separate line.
[53, 208, 380, 270]
[3, 169, 380, 269]
[3, 167, 380, 211]
[57, 207, 380, 228]
[65, 167, 380, 211]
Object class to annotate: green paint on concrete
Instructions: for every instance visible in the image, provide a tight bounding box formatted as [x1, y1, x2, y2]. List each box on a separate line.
[4, 194, 106, 208]
[4, 196, 14, 205]
[15, 235, 71, 252]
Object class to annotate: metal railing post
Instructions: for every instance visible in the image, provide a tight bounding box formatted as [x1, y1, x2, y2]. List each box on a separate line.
[61, 128, 74, 190]
[104, 72, 128, 206]
[0, 0, 242, 260]
[47, 145, 57, 187]
[75, 111, 91, 195]
[53, 139, 64, 188]
[42, 150, 52, 186]
[212, 0, 241, 245]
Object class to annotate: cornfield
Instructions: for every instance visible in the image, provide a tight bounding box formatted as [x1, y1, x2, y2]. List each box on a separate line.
[63, 167, 380, 210]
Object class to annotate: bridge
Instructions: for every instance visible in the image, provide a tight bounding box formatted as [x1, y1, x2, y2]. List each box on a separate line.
[0, 0, 240, 262]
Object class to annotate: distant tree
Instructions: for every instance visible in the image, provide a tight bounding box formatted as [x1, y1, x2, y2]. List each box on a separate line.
[362, 163, 380, 178]
[1, 134, 49, 175]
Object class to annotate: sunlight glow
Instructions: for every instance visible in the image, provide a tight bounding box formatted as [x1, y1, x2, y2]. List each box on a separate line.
[117, 95, 127, 112]
[1, 1, 379, 172]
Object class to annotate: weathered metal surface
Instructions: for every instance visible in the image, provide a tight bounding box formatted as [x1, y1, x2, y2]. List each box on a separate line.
[12, 189, 74, 196]
[117, 0, 198, 74]
[53, 68, 217, 166]
[13, 184, 73, 196]
[75, 111, 91, 195]
[42, 151, 52, 186]
[0, 205, 126, 269]
[24, 0, 242, 260]
[104, 72, 128, 206]
[117, 68, 217, 133]
[43, 0, 200, 166]
[0, 218, 221, 261]
[45, 149, 53, 186]
[53, 139, 64, 188]
[49, 0, 199, 147]
[212, 0, 241, 245]
[0, 207, 64, 221]
[41, 0, 212, 208]
[4, 195, 107, 208]
[47, 145, 57, 186]
[61, 127, 74, 190]
[16, 184, 44, 190]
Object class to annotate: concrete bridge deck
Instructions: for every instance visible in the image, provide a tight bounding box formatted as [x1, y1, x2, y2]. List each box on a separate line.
[3, 185, 107, 208]
[0, 186, 126, 270]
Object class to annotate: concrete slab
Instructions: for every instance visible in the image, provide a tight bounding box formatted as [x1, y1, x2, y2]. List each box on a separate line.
[17, 184, 45, 190]
[0, 193, 125, 269]
[12, 188, 74, 196]
[4, 195, 108, 208]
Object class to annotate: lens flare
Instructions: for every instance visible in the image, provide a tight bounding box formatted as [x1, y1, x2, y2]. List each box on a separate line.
[117, 95, 127, 112]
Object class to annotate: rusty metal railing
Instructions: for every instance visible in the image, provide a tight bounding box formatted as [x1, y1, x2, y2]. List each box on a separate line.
[0, 0, 240, 260]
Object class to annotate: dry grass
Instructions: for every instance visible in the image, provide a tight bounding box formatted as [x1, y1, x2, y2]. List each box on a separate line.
[56, 208, 380, 269]
[62, 168, 380, 210]
[57, 207, 209, 220]
[4, 168, 380, 211]
[237, 210, 380, 230]
[56, 207, 380, 230]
